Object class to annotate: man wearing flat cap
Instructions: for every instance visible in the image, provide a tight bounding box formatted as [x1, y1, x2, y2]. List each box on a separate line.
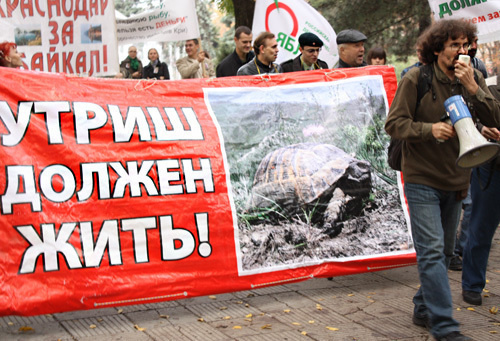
[281, 32, 329, 72]
[335, 29, 368, 68]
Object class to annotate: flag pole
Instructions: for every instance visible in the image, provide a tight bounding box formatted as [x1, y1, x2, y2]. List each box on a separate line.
[198, 38, 207, 78]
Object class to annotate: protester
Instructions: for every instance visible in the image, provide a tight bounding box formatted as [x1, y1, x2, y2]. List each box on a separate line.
[0, 42, 23, 68]
[280, 32, 328, 72]
[237, 31, 282, 76]
[367, 46, 386, 65]
[117, 46, 143, 79]
[335, 29, 367, 68]
[461, 74, 500, 307]
[142, 48, 170, 80]
[401, 38, 425, 78]
[449, 35, 490, 272]
[176, 39, 215, 79]
[468, 35, 487, 78]
[216, 26, 254, 77]
[385, 19, 500, 341]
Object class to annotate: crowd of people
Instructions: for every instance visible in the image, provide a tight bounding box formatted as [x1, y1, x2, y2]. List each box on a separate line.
[0, 26, 390, 79]
[112, 26, 384, 80]
[106, 21, 498, 341]
[2, 18, 500, 341]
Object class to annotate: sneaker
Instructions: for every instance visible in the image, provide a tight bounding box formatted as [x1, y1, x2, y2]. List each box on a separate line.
[449, 255, 462, 271]
[412, 313, 430, 329]
[436, 331, 472, 340]
[462, 290, 482, 306]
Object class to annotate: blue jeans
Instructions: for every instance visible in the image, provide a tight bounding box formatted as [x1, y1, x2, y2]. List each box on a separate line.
[454, 187, 471, 256]
[404, 183, 462, 338]
[462, 165, 500, 293]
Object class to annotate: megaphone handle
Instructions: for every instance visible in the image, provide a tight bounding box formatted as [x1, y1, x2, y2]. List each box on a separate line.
[436, 118, 453, 143]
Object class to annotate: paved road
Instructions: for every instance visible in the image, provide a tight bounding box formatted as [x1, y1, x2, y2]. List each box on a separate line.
[2, 231, 500, 340]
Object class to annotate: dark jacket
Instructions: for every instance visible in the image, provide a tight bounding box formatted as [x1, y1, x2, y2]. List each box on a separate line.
[142, 60, 170, 80]
[280, 55, 328, 73]
[472, 57, 487, 78]
[336, 58, 367, 68]
[401, 61, 423, 79]
[216, 50, 254, 77]
[237, 57, 282, 76]
[119, 56, 143, 79]
[385, 63, 500, 191]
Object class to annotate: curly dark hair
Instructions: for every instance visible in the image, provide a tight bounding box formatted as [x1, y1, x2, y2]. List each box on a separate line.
[420, 19, 477, 64]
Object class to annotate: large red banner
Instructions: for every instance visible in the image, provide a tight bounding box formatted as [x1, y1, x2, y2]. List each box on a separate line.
[0, 66, 413, 316]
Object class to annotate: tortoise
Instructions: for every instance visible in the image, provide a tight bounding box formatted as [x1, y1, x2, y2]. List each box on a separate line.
[248, 143, 372, 236]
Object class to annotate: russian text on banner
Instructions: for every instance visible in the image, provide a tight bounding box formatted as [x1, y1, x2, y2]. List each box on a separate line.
[0, 66, 413, 316]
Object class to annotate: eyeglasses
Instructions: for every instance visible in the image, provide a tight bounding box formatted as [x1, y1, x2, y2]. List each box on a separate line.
[304, 47, 321, 54]
[445, 43, 471, 52]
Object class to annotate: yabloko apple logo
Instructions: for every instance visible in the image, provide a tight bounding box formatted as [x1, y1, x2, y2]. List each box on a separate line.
[265, 2, 299, 38]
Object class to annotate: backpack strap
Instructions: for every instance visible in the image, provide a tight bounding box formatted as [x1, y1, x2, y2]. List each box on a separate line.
[415, 64, 479, 111]
[416, 64, 435, 110]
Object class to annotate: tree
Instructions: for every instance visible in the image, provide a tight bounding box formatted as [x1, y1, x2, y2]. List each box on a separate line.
[196, 0, 220, 60]
[114, 0, 148, 17]
[214, 0, 431, 62]
[309, 0, 431, 61]
[215, 14, 238, 65]
[212, 0, 255, 28]
[232, 0, 256, 28]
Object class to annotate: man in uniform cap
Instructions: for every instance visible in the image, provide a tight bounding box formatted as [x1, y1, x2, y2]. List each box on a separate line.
[335, 29, 367, 68]
[281, 32, 329, 72]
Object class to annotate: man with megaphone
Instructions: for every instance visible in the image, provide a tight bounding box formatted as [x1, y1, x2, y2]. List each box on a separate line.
[385, 19, 500, 341]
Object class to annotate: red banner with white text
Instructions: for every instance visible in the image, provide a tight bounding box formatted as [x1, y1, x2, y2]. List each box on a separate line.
[0, 66, 413, 316]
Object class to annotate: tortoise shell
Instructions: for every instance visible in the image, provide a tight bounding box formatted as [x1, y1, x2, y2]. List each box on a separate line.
[249, 143, 371, 212]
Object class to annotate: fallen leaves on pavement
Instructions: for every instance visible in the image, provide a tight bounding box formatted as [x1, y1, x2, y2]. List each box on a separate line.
[134, 324, 145, 331]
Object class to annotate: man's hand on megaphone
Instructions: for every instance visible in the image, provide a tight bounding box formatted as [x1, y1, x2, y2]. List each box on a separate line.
[455, 60, 479, 95]
[432, 122, 456, 141]
[480, 126, 500, 141]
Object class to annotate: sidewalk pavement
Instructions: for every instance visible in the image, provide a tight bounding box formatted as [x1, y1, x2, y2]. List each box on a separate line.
[2, 230, 500, 341]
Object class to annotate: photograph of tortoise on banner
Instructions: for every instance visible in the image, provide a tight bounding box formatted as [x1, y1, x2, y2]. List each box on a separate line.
[206, 70, 411, 274]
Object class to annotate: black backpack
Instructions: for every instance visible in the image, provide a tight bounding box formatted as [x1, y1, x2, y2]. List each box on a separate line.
[387, 64, 478, 171]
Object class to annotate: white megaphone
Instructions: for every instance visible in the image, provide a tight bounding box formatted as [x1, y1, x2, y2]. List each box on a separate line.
[444, 95, 500, 168]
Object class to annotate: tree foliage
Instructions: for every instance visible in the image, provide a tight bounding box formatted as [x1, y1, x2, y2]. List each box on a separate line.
[215, 14, 238, 65]
[114, 0, 154, 16]
[196, 0, 220, 60]
[214, 0, 430, 62]
[116, 0, 432, 63]
[309, 0, 431, 61]
[212, 0, 255, 28]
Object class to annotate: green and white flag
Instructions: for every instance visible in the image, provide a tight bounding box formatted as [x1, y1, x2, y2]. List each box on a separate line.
[252, 0, 338, 68]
